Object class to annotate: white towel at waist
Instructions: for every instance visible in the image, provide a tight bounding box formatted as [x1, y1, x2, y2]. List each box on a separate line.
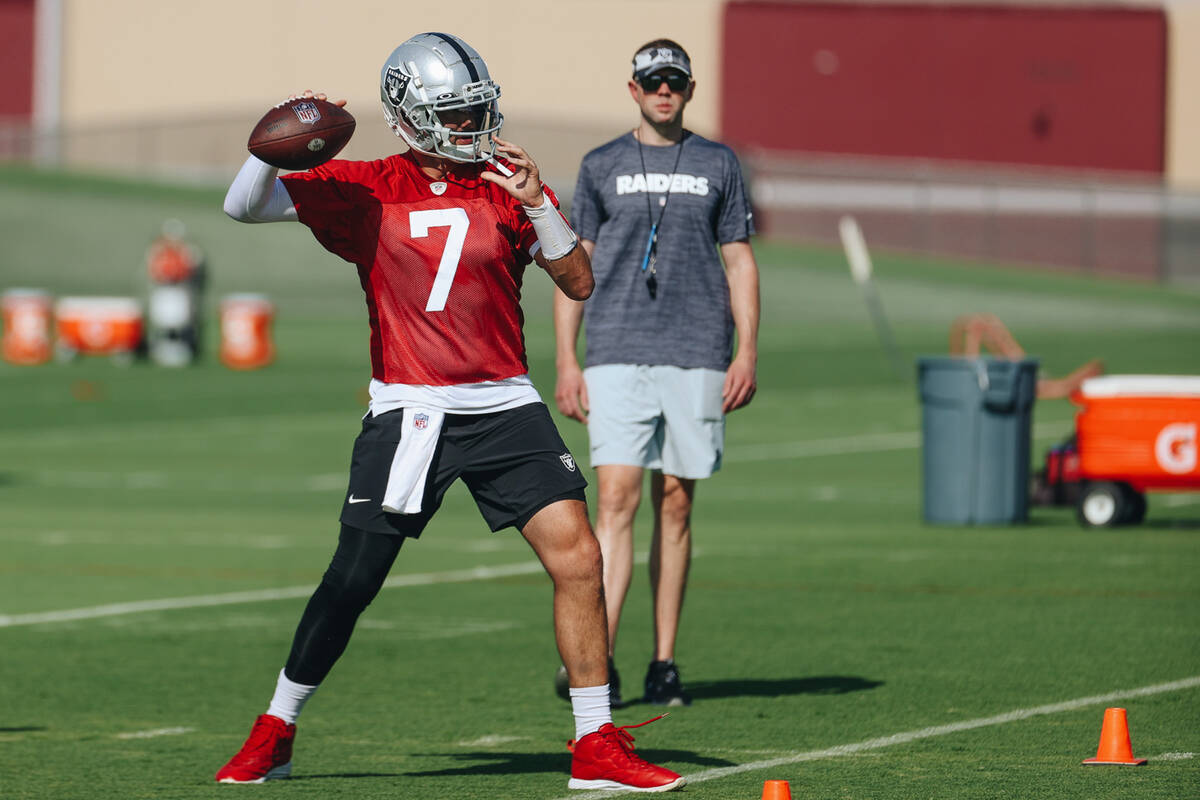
[381, 407, 445, 514]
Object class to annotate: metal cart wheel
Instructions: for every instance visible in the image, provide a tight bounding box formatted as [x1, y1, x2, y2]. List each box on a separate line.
[1076, 481, 1128, 528]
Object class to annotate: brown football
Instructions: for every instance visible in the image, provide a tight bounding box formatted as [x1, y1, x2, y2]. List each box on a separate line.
[247, 97, 356, 170]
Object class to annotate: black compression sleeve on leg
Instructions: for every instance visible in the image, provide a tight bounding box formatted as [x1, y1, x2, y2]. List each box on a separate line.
[284, 524, 404, 685]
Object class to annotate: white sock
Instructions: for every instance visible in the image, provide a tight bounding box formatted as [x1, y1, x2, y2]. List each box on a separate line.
[265, 668, 318, 725]
[569, 684, 613, 740]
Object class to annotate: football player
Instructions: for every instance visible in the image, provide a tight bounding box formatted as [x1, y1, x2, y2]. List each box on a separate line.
[216, 32, 683, 793]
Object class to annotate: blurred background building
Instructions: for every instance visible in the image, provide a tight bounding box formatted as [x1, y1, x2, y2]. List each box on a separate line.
[2, 0, 1198, 281]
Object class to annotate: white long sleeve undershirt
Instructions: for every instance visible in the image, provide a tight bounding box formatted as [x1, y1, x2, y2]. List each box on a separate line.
[223, 156, 297, 223]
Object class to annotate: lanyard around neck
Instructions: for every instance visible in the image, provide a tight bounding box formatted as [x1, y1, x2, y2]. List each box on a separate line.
[635, 132, 686, 299]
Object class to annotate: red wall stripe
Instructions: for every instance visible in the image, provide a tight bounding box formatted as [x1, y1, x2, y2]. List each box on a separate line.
[0, 0, 36, 118]
[721, 2, 1166, 174]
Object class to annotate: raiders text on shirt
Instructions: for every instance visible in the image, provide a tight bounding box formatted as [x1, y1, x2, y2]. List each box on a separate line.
[615, 173, 710, 196]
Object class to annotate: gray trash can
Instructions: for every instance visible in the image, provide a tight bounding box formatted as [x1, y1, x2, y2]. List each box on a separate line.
[917, 356, 1039, 524]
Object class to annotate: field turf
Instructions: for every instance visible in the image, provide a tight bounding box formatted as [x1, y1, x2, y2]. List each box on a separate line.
[1, 164, 1198, 799]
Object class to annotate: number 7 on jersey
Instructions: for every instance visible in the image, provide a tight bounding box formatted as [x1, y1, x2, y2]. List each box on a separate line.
[410, 208, 470, 312]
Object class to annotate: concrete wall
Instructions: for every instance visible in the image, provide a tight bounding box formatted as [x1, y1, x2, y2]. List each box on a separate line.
[34, 0, 1200, 190]
[1167, 2, 1200, 188]
[57, 0, 724, 137]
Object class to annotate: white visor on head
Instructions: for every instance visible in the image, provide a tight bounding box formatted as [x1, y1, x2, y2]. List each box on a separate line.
[632, 46, 692, 79]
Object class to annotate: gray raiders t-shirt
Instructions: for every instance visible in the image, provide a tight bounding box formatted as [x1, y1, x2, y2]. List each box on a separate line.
[571, 131, 755, 371]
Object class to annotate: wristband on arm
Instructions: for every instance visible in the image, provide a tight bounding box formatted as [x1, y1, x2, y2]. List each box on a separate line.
[523, 194, 578, 261]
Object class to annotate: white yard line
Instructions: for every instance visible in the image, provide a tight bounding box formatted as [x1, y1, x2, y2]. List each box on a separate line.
[115, 727, 194, 740]
[0, 552, 658, 629]
[0, 411, 348, 448]
[21, 469, 347, 493]
[558, 676, 1200, 800]
[0, 561, 547, 628]
[1163, 495, 1200, 508]
[15, 423, 1078, 495]
[727, 431, 920, 462]
[726, 421, 1071, 463]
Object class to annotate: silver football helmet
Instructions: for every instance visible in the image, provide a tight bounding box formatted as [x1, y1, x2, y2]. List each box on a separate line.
[380, 32, 503, 163]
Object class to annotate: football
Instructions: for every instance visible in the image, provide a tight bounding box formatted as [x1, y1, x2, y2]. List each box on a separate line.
[247, 97, 356, 171]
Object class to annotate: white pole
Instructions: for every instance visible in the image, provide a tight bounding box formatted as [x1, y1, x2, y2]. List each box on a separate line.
[32, 0, 64, 165]
[838, 215, 907, 380]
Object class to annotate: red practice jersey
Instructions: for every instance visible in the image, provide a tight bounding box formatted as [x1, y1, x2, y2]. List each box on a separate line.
[281, 152, 560, 385]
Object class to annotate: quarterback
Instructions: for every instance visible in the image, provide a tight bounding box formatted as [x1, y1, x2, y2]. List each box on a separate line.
[215, 32, 683, 793]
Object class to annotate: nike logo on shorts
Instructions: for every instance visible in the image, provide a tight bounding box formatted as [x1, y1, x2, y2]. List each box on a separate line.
[347, 494, 371, 504]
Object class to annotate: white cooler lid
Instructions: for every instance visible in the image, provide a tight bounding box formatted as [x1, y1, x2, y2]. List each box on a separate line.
[55, 296, 141, 315]
[1079, 375, 1200, 397]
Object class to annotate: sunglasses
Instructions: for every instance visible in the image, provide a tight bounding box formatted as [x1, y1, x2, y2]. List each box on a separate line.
[637, 72, 690, 93]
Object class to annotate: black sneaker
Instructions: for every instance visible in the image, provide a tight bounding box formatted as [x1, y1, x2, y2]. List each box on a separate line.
[643, 660, 691, 707]
[608, 660, 624, 708]
[555, 658, 624, 708]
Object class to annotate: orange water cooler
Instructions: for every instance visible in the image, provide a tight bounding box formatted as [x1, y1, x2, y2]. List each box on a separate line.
[54, 297, 144, 363]
[2, 289, 54, 365]
[1071, 375, 1200, 526]
[219, 294, 275, 370]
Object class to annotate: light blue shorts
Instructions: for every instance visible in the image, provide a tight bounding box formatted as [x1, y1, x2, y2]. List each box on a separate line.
[583, 364, 725, 479]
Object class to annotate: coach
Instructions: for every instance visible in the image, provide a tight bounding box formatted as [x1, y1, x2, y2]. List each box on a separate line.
[554, 38, 761, 706]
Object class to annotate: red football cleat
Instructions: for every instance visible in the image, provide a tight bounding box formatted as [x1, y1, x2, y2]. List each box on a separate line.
[567, 716, 684, 792]
[215, 714, 295, 783]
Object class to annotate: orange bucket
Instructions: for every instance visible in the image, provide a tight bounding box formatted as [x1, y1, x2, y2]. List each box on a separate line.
[1073, 376, 1200, 491]
[220, 294, 275, 370]
[2, 289, 53, 365]
[54, 297, 144, 357]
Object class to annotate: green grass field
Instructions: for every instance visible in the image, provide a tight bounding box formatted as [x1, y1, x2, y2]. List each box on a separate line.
[1, 164, 1198, 799]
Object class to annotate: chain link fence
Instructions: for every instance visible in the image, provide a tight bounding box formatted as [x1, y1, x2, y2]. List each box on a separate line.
[745, 150, 1200, 284]
[0, 112, 613, 193]
[4, 117, 1199, 284]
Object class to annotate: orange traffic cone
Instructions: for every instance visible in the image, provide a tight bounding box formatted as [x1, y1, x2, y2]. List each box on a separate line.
[762, 779, 793, 800]
[1082, 707, 1147, 765]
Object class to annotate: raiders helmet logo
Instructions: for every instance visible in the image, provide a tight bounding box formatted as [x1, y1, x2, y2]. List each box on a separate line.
[559, 453, 576, 472]
[384, 66, 411, 106]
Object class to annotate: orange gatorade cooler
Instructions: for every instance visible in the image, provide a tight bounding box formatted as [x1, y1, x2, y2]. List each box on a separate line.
[1071, 375, 1200, 526]
[54, 297, 144, 360]
[220, 294, 275, 370]
[2, 289, 53, 365]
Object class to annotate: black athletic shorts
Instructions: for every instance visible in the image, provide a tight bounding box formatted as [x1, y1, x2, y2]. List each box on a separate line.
[339, 401, 587, 536]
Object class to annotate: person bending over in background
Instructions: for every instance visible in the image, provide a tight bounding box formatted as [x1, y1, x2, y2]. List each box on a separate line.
[949, 313, 1104, 399]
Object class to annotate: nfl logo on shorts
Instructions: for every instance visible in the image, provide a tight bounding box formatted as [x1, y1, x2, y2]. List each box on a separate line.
[292, 101, 322, 125]
[559, 453, 576, 472]
[413, 413, 429, 430]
